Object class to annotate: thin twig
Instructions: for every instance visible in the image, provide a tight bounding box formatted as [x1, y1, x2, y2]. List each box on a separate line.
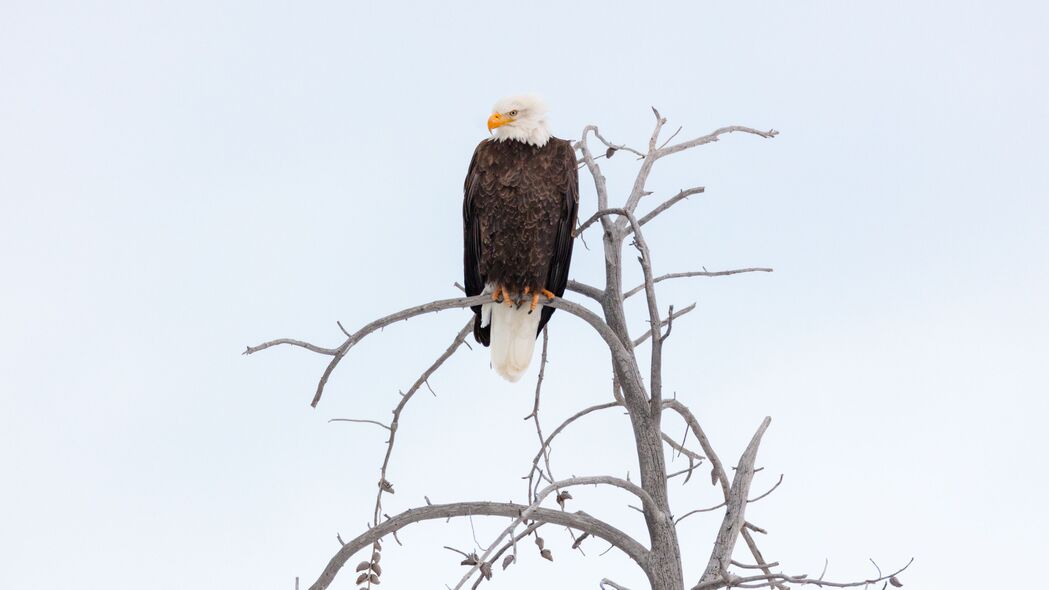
[328, 418, 391, 431]
[371, 321, 474, 528]
[624, 268, 774, 300]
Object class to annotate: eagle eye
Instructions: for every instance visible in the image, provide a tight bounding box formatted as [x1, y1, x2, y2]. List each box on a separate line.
[508, 110, 519, 117]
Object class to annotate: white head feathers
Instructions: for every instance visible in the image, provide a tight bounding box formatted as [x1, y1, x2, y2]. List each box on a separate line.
[489, 95, 552, 147]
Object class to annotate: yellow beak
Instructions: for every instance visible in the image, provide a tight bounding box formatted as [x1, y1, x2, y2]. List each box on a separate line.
[487, 113, 511, 131]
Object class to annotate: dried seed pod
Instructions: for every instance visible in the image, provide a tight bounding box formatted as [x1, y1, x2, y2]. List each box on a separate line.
[480, 562, 493, 580]
[540, 548, 553, 561]
[460, 552, 479, 566]
[372, 551, 381, 563]
[355, 572, 368, 585]
[606, 147, 618, 159]
[889, 576, 903, 587]
[534, 536, 545, 550]
[379, 479, 395, 494]
[355, 561, 370, 572]
[556, 490, 573, 509]
[371, 562, 382, 576]
[369, 573, 380, 584]
[501, 555, 515, 570]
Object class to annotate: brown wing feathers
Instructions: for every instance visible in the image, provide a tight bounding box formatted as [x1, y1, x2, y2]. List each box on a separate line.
[463, 138, 579, 345]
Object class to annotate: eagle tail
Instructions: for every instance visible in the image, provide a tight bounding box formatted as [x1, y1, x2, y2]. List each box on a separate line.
[488, 302, 541, 382]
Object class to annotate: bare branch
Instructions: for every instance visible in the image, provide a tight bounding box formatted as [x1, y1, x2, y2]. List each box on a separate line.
[693, 557, 914, 590]
[472, 522, 543, 589]
[577, 126, 613, 230]
[658, 126, 778, 160]
[674, 502, 727, 524]
[567, 279, 606, 302]
[662, 400, 731, 499]
[246, 293, 626, 407]
[624, 268, 773, 300]
[747, 474, 784, 504]
[526, 402, 623, 502]
[699, 417, 772, 585]
[246, 295, 487, 406]
[451, 476, 658, 590]
[371, 320, 473, 527]
[634, 187, 705, 229]
[524, 329, 555, 503]
[634, 303, 696, 347]
[328, 418, 391, 431]
[243, 338, 339, 357]
[675, 473, 784, 525]
[731, 560, 780, 570]
[578, 126, 647, 159]
[659, 304, 675, 344]
[647, 107, 668, 153]
[307, 500, 649, 590]
[661, 431, 705, 464]
[600, 579, 635, 590]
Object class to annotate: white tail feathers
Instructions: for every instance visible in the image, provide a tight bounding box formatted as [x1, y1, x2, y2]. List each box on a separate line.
[488, 302, 542, 382]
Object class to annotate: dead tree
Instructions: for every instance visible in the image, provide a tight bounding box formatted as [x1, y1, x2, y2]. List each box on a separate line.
[246, 109, 911, 590]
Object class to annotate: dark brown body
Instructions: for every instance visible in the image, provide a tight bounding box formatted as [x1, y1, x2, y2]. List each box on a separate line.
[463, 137, 579, 346]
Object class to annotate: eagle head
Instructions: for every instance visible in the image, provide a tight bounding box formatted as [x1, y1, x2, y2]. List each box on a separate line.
[487, 95, 552, 147]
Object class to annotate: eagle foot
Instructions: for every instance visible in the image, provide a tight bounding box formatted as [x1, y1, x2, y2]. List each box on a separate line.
[523, 287, 557, 314]
[491, 286, 515, 308]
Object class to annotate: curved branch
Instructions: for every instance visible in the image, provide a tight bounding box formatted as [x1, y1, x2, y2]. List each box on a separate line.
[308, 500, 649, 590]
[452, 476, 660, 590]
[663, 400, 731, 500]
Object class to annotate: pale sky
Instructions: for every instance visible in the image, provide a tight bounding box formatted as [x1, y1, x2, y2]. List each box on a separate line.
[2, 1, 1047, 589]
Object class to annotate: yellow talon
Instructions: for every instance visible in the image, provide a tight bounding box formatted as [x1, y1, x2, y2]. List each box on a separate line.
[541, 288, 556, 300]
[491, 287, 504, 303]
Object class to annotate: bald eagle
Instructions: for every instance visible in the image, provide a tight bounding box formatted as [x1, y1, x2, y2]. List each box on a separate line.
[463, 96, 579, 382]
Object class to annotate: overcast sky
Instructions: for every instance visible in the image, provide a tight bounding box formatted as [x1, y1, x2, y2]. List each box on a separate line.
[2, 1, 1047, 589]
